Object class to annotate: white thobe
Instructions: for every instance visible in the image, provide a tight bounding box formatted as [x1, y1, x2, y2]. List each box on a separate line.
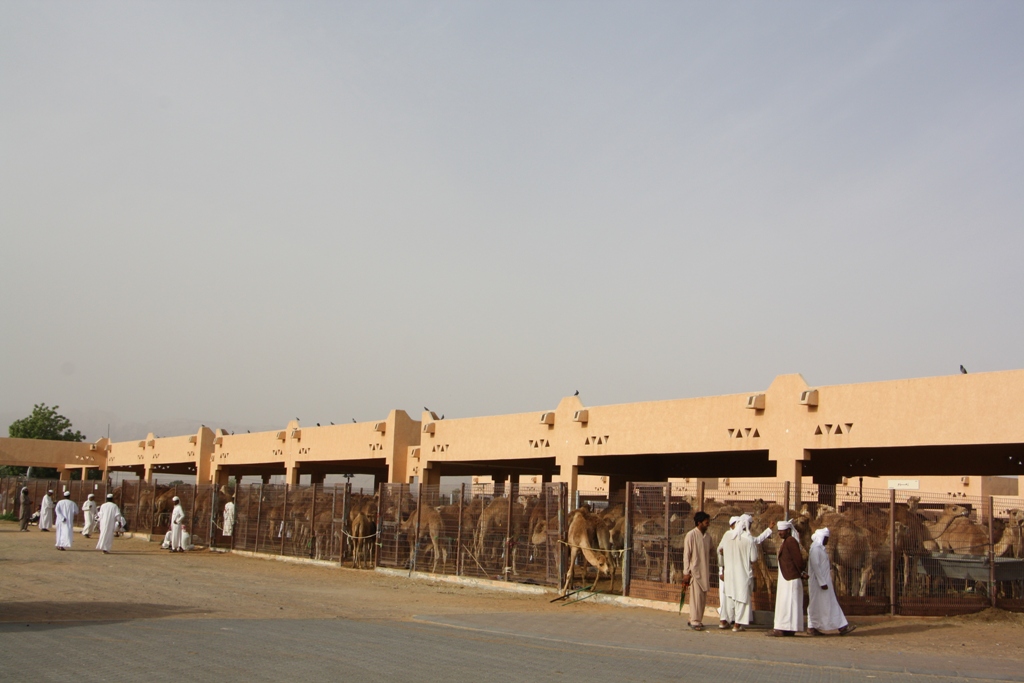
[54, 499, 79, 548]
[170, 504, 186, 550]
[807, 543, 849, 631]
[774, 576, 804, 632]
[82, 500, 98, 536]
[222, 501, 235, 536]
[39, 495, 55, 530]
[96, 501, 124, 552]
[720, 531, 760, 626]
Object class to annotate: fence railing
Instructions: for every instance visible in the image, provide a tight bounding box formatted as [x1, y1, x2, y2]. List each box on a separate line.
[4, 475, 1021, 615]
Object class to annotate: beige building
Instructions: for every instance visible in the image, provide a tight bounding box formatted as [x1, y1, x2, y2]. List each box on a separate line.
[2, 370, 1022, 498]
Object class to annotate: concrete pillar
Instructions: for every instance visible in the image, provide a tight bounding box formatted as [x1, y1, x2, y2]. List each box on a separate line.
[310, 472, 326, 485]
[608, 475, 627, 500]
[143, 464, 154, 483]
[59, 467, 70, 481]
[422, 466, 441, 487]
[555, 462, 579, 497]
[285, 465, 300, 486]
[214, 468, 230, 488]
[541, 472, 552, 483]
[775, 456, 805, 511]
[261, 473, 272, 485]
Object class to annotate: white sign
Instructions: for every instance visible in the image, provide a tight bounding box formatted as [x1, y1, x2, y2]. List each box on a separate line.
[888, 479, 920, 490]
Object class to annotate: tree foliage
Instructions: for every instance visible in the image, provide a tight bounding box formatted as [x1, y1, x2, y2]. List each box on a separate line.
[8, 403, 86, 442]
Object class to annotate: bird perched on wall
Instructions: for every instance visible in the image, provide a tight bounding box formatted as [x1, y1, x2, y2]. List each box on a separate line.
[330, 421, 334, 425]
[960, 365, 968, 374]
[424, 406, 430, 413]
[440, 414, 444, 420]
[574, 390, 579, 396]
[316, 423, 320, 427]
[247, 430, 250, 433]
[351, 418, 356, 423]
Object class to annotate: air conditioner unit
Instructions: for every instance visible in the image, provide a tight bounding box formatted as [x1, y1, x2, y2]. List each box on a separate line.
[373, 422, 386, 433]
[290, 429, 301, 440]
[799, 389, 819, 406]
[539, 412, 555, 425]
[89, 444, 97, 451]
[746, 394, 765, 410]
[423, 422, 435, 434]
[572, 410, 589, 424]
[214, 436, 223, 446]
[721, 477, 730, 486]
[961, 476, 970, 486]
[276, 431, 286, 441]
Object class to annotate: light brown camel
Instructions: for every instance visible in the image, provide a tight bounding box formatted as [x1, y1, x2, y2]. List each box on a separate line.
[401, 506, 448, 573]
[560, 507, 613, 595]
[920, 503, 971, 552]
[474, 497, 526, 575]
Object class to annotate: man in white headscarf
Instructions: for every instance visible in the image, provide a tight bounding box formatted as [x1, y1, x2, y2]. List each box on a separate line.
[222, 498, 236, 537]
[768, 520, 806, 636]
[716, 516, 741, 629]
[39, 490, 55, 531]
[169, 496, 186, 552]
[719, 514, 772, 632]
[18, 487, 32, 531]
[54, 491, 79, 550]
[81, 494, 99, 537]
[96, 493, 124, 554]
[807, 528, 857, 636]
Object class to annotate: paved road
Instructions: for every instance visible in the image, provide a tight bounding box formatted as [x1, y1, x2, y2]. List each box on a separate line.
[1, 613, 1018, 683]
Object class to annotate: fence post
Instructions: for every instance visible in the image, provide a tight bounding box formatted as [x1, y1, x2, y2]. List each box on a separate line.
[280, 484, 289, 556]
[309, 483, 318, 559]
[254, 484, 264, 554]
[132, 480, 141, 534]
[663, 482, 671, 583]
[783, 481, 791, 517]
[374, 483, 384, 569]
[338, 484, 346, 566]
[698, 480, 705, 513]
[189, 484, 197, 545]
[889, 488, 896, 617]
[456, 483, 465, 577]
[623, 481, 632, 597]
[989, 496, 996, 609]
[557, 483, 566, 590]
[412, 483, 423, 574]
[503, 483, 514, 581]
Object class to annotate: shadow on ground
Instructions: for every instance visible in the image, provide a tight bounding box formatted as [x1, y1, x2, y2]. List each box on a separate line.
[0, 601, 210, 629]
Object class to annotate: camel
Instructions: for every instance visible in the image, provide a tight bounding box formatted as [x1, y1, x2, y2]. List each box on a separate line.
[473, 497, 526, 575]
[350, 509, 376, 568]
[920, 503, 971, 552]
[560, 507, 613, 595]
[995, 509, 1024, 558]
[401, 506, 448, 573]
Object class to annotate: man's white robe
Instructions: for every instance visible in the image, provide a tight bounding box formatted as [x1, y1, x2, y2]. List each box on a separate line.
[720, 531, 760, 626]
[82, 499, 98, 536]
[807, 541, 849, 631]
[222, 501, 235, 536]
[39, 494, 55, 530]
[54, 498, 79, 549]
[96, 501, 124, 552]
[170, 503, 186, 550]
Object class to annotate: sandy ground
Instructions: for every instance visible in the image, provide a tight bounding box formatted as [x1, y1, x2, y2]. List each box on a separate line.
[2, 521, 1023, 662]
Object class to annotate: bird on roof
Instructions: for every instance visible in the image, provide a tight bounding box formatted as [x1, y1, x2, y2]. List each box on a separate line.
[330, 421, 334, 425]
[351, 418, 356, 423]
[424, 406, 430, 412]
[317, 423, 320, 427]
[574, 390, 579, 396]
[960, 365, 968, 374]
[440, 414, 444, 420]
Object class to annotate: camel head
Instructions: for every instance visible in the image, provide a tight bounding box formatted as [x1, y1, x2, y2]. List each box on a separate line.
[816, 504, 836, 518]
[1009, 509, 1024, 527]
[752, 498, 766, 515]
[799, 503, 811, 518]
[906, 496, 921, 513]
[943, 504, 970, 519]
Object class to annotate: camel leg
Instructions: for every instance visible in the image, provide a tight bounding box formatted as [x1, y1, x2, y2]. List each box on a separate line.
[562, 547, 579, 595]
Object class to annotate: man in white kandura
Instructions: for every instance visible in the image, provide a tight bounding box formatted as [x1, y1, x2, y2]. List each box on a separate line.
[768, 519, 806, 637]
[169, 496, 186, 552]
[96, 493, 124, 554]
[807, 528, 857, 636]
[39, 490, 55, 532]
[719, 514, 772, 632]
[54, 491, 80, 551]
[717, 516, 741, 629]
[81, 494, 98, 538]
[222, 498, 236, 537]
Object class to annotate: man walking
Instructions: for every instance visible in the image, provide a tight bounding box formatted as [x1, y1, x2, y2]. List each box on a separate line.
[81, 494, 98, 537]
[54, 491, 79, 551]
[682, 511, 712, 631]
[39, 490, 55, 531]
[18, 487, 32, 531]
[768, 520, 806, 637]
[807, 528, 857, 636]
[96, 493, 124, 554]
[169, 496, 186, 552]
[717, 516, 740, 629]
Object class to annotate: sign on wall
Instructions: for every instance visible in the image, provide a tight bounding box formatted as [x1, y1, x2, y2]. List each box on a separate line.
[888, 479, 920, 490]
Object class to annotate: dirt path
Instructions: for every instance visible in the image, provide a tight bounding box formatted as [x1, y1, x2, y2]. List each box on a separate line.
[2, 522, 1022, 661]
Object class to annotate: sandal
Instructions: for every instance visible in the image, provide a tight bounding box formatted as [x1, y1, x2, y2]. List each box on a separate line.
[688, 622, 704, 632]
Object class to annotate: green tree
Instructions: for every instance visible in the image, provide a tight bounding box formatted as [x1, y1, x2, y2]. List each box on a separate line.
[4, 404, 85, 479]
[9, 403, 86, 442]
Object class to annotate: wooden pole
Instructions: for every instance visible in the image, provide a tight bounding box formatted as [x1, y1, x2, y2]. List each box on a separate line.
[989, 496, 997, 609]
[503, 482, 514, 581]
[308, 483, 318, 559]
[889, 488, 896, 616]
[456, 483, 465, 577]
[412, 483, 423, 573]
[623, 481, 632, 597]
[254, 483, 264, 554]
[783, 481, 791, 518]
[663, 483, 671, 584]
[280, 484, 288, 555]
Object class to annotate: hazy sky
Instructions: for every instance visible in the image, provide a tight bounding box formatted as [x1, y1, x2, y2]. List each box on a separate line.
[2, 2, 1023, 442]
